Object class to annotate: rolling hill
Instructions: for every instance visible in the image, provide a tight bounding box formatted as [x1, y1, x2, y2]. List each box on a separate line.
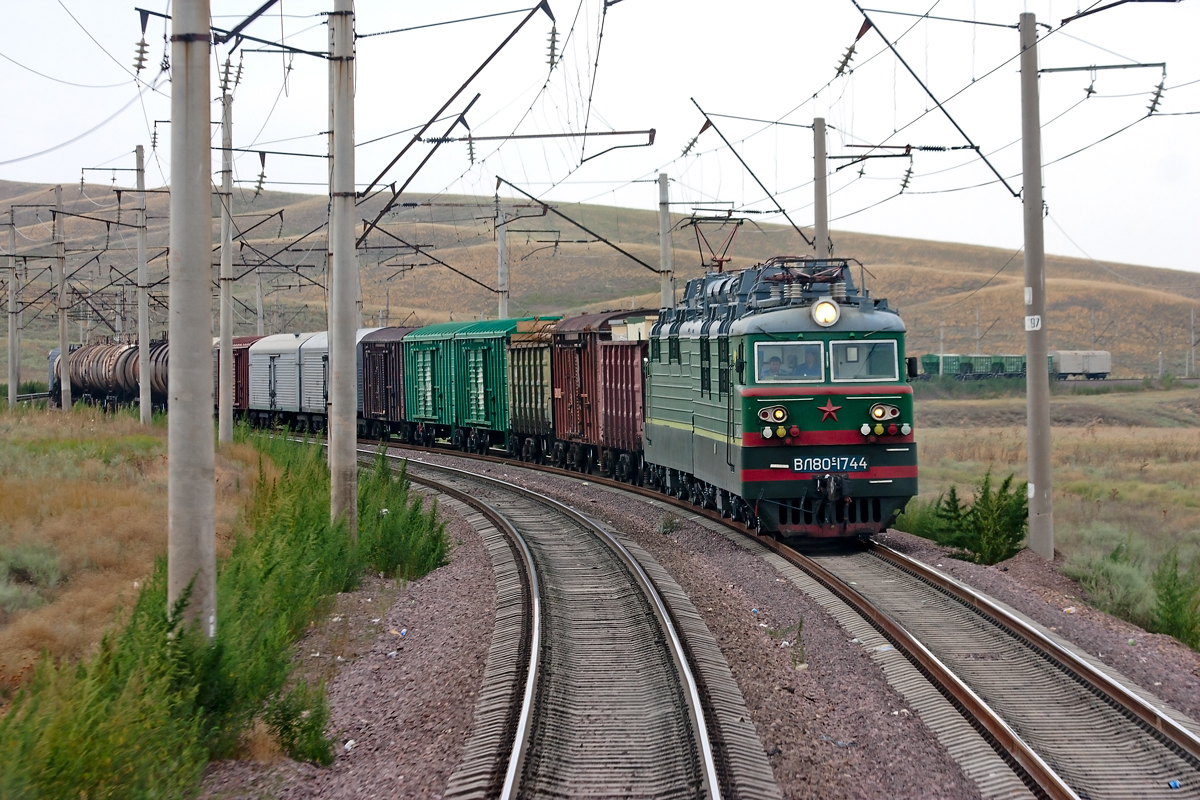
[1, 179, 1196, 379]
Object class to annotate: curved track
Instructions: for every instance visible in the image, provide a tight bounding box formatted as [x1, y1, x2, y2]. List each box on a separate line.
[387, 455, 721, 799]
[371, 438, 1200, 799]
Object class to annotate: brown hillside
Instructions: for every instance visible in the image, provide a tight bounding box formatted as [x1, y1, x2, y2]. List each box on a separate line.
[1, 180, 1196, 379]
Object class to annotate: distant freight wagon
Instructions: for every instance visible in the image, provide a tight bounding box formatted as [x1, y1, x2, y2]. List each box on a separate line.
[918, 350, 1110, 380]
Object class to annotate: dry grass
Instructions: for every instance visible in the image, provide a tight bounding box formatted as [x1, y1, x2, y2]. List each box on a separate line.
[915, 394, 1200, 566]
[0, 407, 263, 694]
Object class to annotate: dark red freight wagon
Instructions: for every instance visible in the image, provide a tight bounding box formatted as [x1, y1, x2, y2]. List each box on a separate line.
[550, 310, 656, 474]
[232, 336, 263, 412]
[598, 339, 648, 481]
[360, 327, 418, 440]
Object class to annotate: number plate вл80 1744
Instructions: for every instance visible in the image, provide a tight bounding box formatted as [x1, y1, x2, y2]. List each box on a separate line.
[792, 456, 869, 473]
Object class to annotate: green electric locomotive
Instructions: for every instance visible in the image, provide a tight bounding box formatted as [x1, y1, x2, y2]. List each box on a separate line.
[644, 256, 917, 539]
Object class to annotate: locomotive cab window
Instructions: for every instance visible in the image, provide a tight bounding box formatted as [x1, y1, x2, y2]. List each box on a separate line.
[754, 341, 824, 383]
[830, 340, 898, 382]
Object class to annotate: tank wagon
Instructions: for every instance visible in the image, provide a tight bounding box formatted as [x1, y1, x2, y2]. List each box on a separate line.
[49, 339, 169, 408]
[644, 257, 917, 538]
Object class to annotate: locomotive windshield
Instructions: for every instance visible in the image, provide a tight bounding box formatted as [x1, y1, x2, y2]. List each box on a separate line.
[755, 341, 824, 382]
[830, 340, 898, 382]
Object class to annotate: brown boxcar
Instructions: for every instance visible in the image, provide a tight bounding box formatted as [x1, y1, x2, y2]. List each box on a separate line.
[551, 310, 655, 473]
[360, 327, 418, 439]
[598, 339, 647, 479]
[232, 336, 262, 412]
[507, 318, 557, 461]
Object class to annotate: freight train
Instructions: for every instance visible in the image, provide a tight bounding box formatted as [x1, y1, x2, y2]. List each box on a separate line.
[48, 256, 918, 540]
[918, 350, 1111, 380]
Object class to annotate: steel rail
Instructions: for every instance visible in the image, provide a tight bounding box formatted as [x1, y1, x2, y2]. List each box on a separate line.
[873, 542, 1200, 762]
[746, 534, 1076, 800]
[387, 453, 723, 800]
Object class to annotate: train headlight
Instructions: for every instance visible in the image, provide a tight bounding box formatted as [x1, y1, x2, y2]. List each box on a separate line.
[812, 299, 840, 327]
[758, 405, 788, 423]
[870, 403, 899, 420]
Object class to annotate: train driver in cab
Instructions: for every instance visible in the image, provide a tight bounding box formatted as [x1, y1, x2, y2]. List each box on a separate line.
[793, 347, 822, 378]
[762, 355, 786, 380]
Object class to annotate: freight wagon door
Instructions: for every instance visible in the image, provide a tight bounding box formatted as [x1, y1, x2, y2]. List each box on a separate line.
[415, 349, 436, 419]
[365, 347, 387, 418]
[268, 356, 278, 410]
[553, 344, 584, 440]
[465, 348, 487, 424]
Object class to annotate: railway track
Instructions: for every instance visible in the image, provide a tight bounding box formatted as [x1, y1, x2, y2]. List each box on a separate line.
[365, 451, 779, 799]
[369, 438, 1200, 798]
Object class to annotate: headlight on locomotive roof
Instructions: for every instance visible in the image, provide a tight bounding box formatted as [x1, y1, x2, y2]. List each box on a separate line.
[811, 299, 840, 327]
[870, 403, 899, 420]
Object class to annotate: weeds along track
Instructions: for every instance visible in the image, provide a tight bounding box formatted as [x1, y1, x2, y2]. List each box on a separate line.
[364, 452, 728, 799]
[363, 438, 1200, 799]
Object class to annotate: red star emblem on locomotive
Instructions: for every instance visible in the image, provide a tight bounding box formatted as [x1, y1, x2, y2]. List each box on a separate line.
[818, 399, 842, 422]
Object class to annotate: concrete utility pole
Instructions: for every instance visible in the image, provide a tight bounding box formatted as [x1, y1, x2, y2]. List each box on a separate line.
[329, 0, 358, 540]
[255, 268, 265, 335]
[136, 146, 151, 424]
[813, 118, 830, 259]
[218, 80, 234, 444]
[54, 186, 71, 409]
[7, 212, 17, 407]
[658, 173, 673, 308]
[497, 208, 509, 319]
[1020, 13, 1054, 561]
[168, 0, 217, 638]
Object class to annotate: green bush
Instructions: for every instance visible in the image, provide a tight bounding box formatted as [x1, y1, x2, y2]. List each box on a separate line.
[1151, 550, 1200, 649]
[357, 450, 447, 582]
[0, 432, 448, 797]
[895, 470, 1027, 565]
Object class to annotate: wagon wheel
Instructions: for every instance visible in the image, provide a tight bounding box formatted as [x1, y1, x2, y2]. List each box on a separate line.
[615, 453, 632, 483]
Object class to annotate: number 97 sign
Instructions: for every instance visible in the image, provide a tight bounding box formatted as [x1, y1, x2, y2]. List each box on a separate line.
[1024, 315, 1042, 332]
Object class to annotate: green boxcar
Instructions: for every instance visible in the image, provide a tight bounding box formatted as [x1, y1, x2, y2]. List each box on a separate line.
[962, 354, 993, 376]
[403, 321, 475, 440]
[451, 319, 529, 449]
[996, 354, 1025, 375]
[920, 353, 942, 376]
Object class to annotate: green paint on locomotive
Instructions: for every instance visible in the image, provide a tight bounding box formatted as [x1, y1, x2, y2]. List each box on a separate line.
[643, 258, 918, 539]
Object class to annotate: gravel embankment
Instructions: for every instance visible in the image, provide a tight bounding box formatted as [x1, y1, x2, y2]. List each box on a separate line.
[411, 453, 982, 800]
[877, 529, 1200, 724]
[200, 507, 494, 799]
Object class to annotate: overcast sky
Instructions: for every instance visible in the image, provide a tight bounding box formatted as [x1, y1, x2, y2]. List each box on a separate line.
[2, 1, 1196, 272]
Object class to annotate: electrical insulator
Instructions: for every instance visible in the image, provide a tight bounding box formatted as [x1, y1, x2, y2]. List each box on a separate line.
[150, 127, 158, 151]
[133, 38, 148, 73]
[836, 44, 856, 76]
[253, 171, 266, 198]
[234, 55, 244, 88]
[467, 137, 476, 165]
[1148, 81, 1165, 115]
[547, 25, 558, 68]
[900, 163, 914, 193]
[681, 134, 700, 157]
[220, 58, 232, 93]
